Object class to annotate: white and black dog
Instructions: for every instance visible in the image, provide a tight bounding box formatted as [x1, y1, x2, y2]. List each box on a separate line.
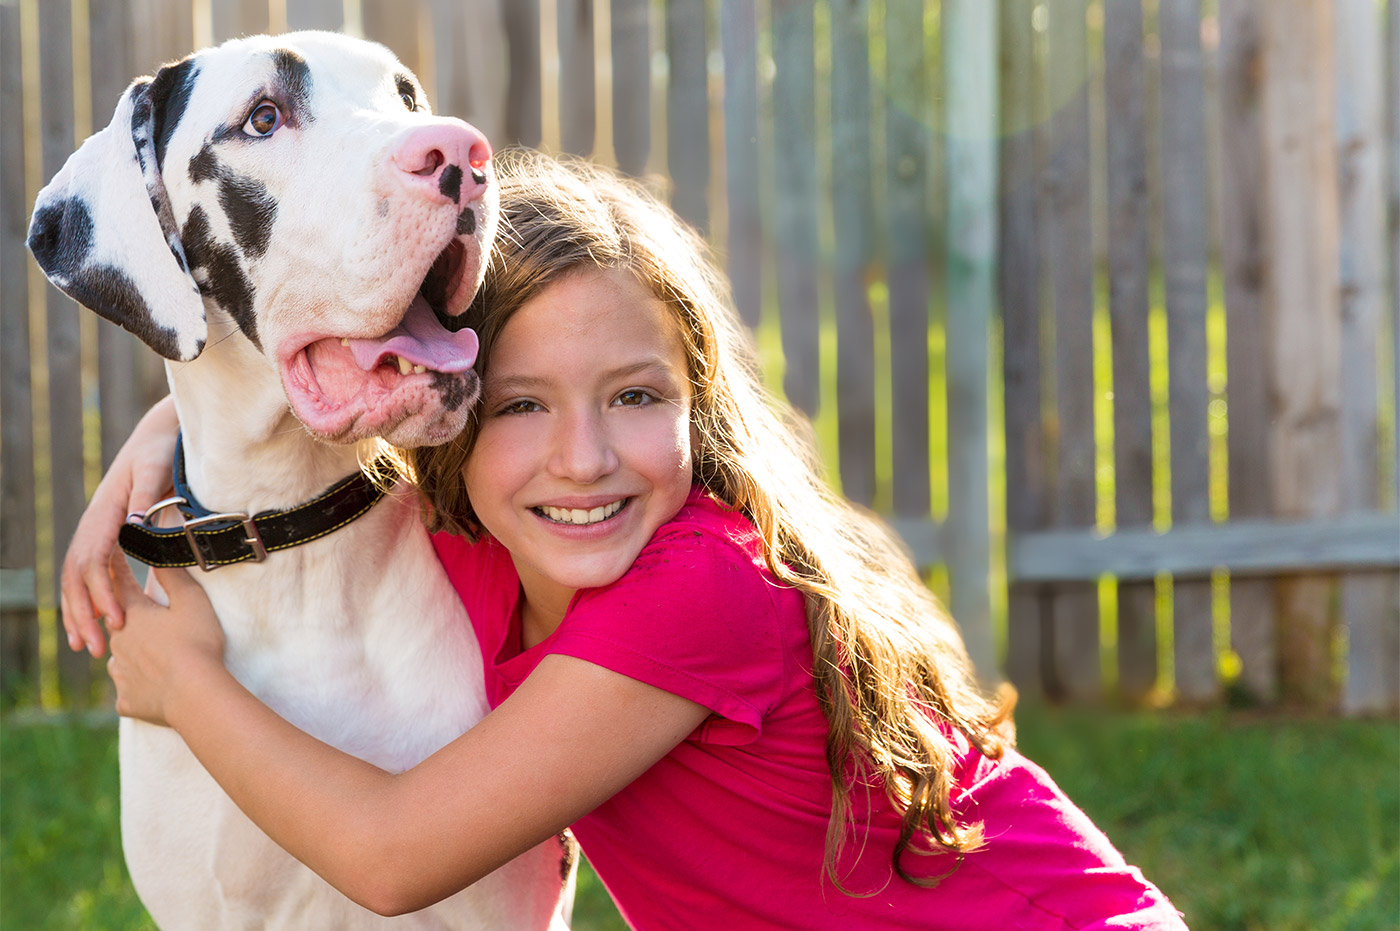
[28, 31, 573, 929]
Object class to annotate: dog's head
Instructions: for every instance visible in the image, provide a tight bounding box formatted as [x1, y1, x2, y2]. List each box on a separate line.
[27, 31, 496, 447]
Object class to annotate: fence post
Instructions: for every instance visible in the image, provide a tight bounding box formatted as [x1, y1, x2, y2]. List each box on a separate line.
[1335, 0, 1400, 715]
[772, 0, 818, 415]
[1218, 0, 1276, 703]
[666, 0, 710, 234]
[1, 0, 37, 705]
[1104, 0, 1157, 703]
[999, 0, 1047, 697]
[943, 0, 998, 680]
[1160, 0, 1216, 703]
[831, 0, 877, 507]
[885, 0, 931, 516]
[556, 0, 595, 156]
[610, 0, 651, 176]
[721, 0, 761, 330]
[1262, 0, 1343, 708]
[1044, 0, 1100, 701]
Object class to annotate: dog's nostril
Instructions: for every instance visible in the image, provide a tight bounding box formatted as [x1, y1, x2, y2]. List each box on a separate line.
[412, 149, 445, 177]
[470, 166, 486, 186]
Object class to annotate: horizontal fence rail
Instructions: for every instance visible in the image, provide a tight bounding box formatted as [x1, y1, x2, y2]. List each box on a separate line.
[1, 0, 1397, 714]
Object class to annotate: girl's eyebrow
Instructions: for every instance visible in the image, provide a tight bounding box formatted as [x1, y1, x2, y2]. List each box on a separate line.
[485, 358, 682, 397]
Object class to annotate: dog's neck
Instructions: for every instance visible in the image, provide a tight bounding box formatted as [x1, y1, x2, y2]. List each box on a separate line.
[166, 324, 379, 514]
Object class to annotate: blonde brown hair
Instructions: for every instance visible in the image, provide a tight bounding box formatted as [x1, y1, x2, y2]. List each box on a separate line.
[399, 148, 1015, 891]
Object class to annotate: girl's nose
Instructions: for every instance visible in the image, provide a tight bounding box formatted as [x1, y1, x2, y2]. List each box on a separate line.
[548, 412, 619, 484]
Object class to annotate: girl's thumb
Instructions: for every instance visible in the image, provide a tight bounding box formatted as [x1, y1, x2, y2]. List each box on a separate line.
[108, 550, 147, 606]
[151, 565, 199, 601]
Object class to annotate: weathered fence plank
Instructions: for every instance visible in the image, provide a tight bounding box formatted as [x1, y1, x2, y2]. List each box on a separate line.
[91, 1, 153, 471]
[1335, 0, 1399, 715]
[999, 0, 1046, 695]
[426, 0, 509, 147]
[885, 0, 931, 515]
[666, 0, 709, 233]
[38, 0, 92, 703]
[1160, 0, 1216, 703]
[503, 0, 542, 147]
[943, 0, 998, 679]
[285, 0, 341, 33]
[1218, 0, 1277, 703]
[557, 0, 595, 156]
[1, 0, 37, 703]
[1044, 0, 1100, 700]
[721, 0, 761, 329]
[772, 0, 819, 416]
[609, 0, 650, 176]
[1104, 0, 1157, 702]
[362, 0, 425, 79]
[211, 0, 269, 41]
[1263, 1, 1342, 708]
[830, 0, 876, 507]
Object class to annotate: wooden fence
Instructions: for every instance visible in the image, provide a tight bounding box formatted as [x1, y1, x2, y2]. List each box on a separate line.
[2, 0, 1397, 713]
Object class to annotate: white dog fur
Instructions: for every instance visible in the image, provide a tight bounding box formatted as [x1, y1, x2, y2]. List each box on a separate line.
[29, 31, 573, 929]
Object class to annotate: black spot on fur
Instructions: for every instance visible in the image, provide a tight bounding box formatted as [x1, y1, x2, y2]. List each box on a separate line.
[270, 49, 313, 121]
[27, 199, 186, 359]
[187, 146, 278, 259]
[150, 58, 200, 173]
[182, 206, 259, 348]
[438, 164, 462, 203]
[27, 198, 94, 277]
[219, 173, 277, 258]
[430, 370, 478, 412]
[455, 208, 475, 236]
[188, 143, 219, 183]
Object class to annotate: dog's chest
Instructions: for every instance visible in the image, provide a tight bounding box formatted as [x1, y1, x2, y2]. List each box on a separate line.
[193, 525, 488, 772]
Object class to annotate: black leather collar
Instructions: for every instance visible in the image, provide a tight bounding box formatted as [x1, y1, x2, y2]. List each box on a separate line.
[118, 434, 393, 570]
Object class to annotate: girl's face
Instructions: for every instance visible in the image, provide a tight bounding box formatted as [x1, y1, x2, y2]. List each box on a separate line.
[464, 267, 695, 621]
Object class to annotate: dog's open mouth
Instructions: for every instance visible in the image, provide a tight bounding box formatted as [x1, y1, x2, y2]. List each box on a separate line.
[283, 290, 479, 444]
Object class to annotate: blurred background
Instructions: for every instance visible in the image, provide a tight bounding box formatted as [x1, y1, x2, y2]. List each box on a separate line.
[1, 1, 1397, 928]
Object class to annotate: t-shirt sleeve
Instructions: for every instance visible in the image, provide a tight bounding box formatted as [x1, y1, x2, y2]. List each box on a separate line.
[546, 525, 791, 746]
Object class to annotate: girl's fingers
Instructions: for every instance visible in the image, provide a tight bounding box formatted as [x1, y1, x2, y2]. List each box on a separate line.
[109, 549, 149, 608]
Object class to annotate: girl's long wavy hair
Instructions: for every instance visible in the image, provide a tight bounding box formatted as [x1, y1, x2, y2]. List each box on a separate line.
[397, 148, 1015, 891]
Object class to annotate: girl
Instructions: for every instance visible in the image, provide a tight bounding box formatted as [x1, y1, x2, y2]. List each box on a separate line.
[70, 149, 1186, 929]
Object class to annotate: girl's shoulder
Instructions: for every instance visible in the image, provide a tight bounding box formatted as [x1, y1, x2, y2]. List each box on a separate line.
[634, 486, 766, 574]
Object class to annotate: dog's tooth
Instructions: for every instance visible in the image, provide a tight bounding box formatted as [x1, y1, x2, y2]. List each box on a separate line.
[413, 364, 426, 375]
[340, 338, 350, 347]
[397, 356, 413, 376]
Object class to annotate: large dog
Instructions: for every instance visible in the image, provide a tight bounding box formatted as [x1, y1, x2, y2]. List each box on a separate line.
[28, 32, 573, 929]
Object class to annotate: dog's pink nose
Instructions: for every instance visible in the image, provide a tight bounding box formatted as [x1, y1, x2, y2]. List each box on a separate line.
[391, 121, 493, 205]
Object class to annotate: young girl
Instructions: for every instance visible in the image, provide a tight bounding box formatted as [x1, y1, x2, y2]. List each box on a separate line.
[71, 149, 1186, 928]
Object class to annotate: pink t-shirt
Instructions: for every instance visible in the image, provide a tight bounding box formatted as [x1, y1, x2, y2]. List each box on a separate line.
[432, 488, 1187, 930]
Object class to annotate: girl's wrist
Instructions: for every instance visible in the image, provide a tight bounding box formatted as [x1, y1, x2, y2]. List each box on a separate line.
[164, 647, 233, 732]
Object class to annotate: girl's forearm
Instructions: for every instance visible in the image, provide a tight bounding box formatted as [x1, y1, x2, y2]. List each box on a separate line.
[165, 658, 414, 914]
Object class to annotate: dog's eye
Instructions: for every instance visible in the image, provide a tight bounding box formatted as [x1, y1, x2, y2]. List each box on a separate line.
[400, 91, 416, 111]
[243, 102, 284, 137]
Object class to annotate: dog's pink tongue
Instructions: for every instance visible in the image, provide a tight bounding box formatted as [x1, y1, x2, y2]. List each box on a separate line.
[348, 295, 478, 373]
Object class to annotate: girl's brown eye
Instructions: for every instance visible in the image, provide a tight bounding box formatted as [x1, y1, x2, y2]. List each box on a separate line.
[243, 102, 283, 137]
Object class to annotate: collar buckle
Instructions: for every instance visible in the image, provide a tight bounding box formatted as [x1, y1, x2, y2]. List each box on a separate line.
[182, 512, 268, 571]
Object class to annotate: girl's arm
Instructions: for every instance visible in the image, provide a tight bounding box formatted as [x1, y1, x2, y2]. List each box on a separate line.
[107, 557, 708, 918]
[63, 395, 180, 656]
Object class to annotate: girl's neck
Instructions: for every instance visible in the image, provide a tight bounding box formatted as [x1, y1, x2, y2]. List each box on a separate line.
[518, 590, 569, 650]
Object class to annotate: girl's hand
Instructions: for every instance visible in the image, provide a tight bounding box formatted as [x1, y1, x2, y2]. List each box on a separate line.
[61, 396, 179, 656]
[106, 553, 227, 727]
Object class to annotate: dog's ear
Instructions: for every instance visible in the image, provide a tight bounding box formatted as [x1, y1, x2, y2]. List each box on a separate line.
[27, 58, 206, 361]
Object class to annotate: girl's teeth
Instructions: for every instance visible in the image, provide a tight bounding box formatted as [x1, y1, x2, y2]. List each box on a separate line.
[540, 500, 624, 525]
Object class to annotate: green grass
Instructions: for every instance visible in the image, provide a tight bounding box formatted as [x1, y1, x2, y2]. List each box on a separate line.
[3, 710, 1395, 930]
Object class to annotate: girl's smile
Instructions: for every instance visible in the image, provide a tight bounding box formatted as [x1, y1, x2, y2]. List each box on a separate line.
[463, 267, 695, 633]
